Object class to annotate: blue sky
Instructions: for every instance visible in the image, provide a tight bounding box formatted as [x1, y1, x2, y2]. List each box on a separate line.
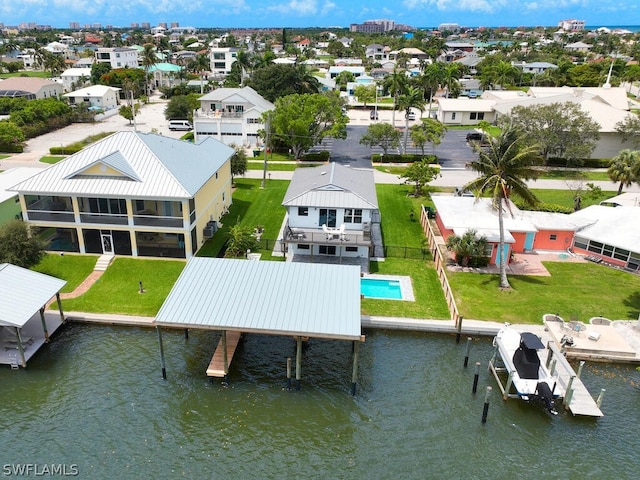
[0, 0, 636, 29]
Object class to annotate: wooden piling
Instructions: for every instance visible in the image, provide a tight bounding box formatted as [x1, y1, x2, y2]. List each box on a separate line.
[286, 357, 292, 390]
[464, 337, 472, 367]
[456, 315, 463, 343]
[184, 328, 189, 340]
[156, 326, 166, 380]
[14, 327, 26, 368]
[39, 307, 50, 342]
[221, 330, 229, 383]
[576, 360, 585, 379]
[482, 386, 492, 424]
[472, 362, 480, 394]
[504, 371, 513, 401]
[596, 388, 606, 408]
[295, 336, 302, 391]
[545, 341, 553, 368]
[351, 341, 360, 396]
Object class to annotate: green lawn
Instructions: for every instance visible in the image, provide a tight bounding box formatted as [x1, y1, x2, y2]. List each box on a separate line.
[376, 183, 433, 248]
[362, 258, 450, 319]
[246, 161, 319, 171]
[0, 155, 9, 160]
[448, 262, 640, 324]
[197, 178, 289, 259]
[528, 188, 617, 209]
[32, 253, 98, 293]
[0, 71, 50, 79]
[58, 257, 186, 316]
[537, 169, 610, 181]
[40, 155, 66, 164]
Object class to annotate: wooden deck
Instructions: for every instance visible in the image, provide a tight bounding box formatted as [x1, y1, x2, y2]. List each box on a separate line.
[206, 331, 242, 377]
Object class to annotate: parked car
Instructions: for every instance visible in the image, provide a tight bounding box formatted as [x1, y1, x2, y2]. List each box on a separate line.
[370, 110, 378, 120]
[168, 119, 192, 131]
[406, 111, 416, 121]
[466, 132, 487, 143]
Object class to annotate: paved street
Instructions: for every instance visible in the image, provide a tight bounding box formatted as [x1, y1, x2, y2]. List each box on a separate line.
[1, 97, 638, 193]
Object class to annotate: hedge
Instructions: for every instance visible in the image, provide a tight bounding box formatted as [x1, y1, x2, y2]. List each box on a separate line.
[50, 145, 83, 155]
[372, 153, 438, 164]
[546, 157, 611, 168]
[0, 143, 24, 153]
[300, 150, 330, 162]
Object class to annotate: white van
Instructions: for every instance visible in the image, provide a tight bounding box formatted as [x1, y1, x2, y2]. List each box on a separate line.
[168, 120, 192, 131]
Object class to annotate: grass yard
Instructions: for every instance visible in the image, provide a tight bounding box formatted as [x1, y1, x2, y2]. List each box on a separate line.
[447, 262, 640, 324]
[197, 178, 289, 259]
[362, 258, 450, 319]
[376, 183, 434, 248]
[246, 161, 319, 171]
[40, 155, 66, 164]
[32, 253, 98, 293]
[537, 169, 610, 181]
[528, 188, 617, 209]
[58, 257, 186, 316]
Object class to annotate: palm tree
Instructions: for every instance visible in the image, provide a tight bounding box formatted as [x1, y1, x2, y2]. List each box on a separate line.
[441, 63, 462, 98]
[446, 229, 489, 267]
[396, 86, 425, 153]
[383, 68, 408, 127]
[140, 43, 159, 97]
[608, 149, 640, 194]
[418, 63, 444, 119]
[463, 126, 543, 289]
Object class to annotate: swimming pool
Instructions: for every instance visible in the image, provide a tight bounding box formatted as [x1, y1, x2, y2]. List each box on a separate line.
[361, 278, 403, 300]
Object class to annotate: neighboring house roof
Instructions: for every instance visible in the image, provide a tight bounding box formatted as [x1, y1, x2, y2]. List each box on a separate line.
[436, 98, 495, 112]
[155, 257, 362, 341]
[282, 163, 378, 210]
[10, 131, 234, 199]
[0, 168, 41, 203]
[198, 86, 274, 112]
[0, 77, 60, 94]
[432, 196, 590, 243]
[599, 192, 640, 208]
[61, 67, 92, 78]
[0, 263, 66, 328]
[148, 63, 183, 73]
[64, 85, 120, 98]
[571, 205, 640, 253]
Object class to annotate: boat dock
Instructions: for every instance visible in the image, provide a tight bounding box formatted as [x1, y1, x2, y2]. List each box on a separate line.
[206, 331, 242, 378]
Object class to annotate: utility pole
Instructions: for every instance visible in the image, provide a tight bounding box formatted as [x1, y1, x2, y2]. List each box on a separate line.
[130, 90, 137, 132]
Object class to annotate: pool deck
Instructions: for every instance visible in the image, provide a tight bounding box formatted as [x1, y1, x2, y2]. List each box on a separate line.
[362, 274, 415, 301]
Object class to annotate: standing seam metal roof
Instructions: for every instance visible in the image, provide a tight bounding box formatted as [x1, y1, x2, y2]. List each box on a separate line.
[9, 132, 234, 199]
[155, 258, 362, 340]
[0, 263, 67, 328]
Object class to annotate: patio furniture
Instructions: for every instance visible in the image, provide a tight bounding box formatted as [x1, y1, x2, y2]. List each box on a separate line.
[589, 316, 612, 326]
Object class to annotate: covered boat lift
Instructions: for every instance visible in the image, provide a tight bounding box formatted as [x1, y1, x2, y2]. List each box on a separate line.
[0, 263, 67, 368]
[155, 258, 364, 393]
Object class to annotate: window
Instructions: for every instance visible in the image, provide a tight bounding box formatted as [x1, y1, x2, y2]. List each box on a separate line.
[319, 208, 337, 227]
[470, 112, 485, 120]
[345, 246, 358, 252]
[549, 234, 557, 241]
[573, 236, 588, 250]
[136, 200, 145, 212]
[319, 245, 336, 255]
[484, 244, 493, 257]
[298, 207, 308, 216]
[215, 172, 218, 179]
[451, 112, 456, 120]
[613, 248, 630, 261]
[587, 241, 603, 254]
[344, 208, 362, 223]
[246, 118, 261, 124]
[298, 244, 310, 250]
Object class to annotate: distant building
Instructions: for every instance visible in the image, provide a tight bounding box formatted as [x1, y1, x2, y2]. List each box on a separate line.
[209, 47, 238, 79]
[439, 23, 460, 33]
[69, 22, 80, 30]
[95, 47, 139, 69]
[558, 19, 585, 32]
[350, 19, 396, 33]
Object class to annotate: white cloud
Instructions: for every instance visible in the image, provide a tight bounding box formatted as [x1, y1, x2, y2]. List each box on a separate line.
[266, 0, 318, 16]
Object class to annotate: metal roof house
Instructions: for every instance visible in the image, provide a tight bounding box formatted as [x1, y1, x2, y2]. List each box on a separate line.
[192, 86, 274, 148]
[0, 263, 66, 368]
[281, 163, 380, 264]
[10, 131, 234, 259]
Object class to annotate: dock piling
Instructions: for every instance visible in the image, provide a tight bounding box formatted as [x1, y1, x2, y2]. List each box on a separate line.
[576, 360, 585, 379]
[597, 388, 606, 408]
[481, 386, 492, 424]
[351, 341, 360, 396]
[286, 357, 292, 390]
[455, 315, 463, 343]
[156, 326, 166, 380]
[295, 337, 302, 391]
[463, 337, 472, 367]
[184, 328, 189, 340]
[564, 374, 576, 407]
[472, 362, 480, 394]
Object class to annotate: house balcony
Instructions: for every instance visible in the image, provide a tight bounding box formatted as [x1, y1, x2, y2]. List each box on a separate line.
[133, 213, 184, 228]
[79, 212, 128, 225]
[283, 226, 370, 247]
[25, 195, 74, 223]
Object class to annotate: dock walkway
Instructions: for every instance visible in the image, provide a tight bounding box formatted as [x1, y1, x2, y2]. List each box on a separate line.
[206, 331, 242, 378]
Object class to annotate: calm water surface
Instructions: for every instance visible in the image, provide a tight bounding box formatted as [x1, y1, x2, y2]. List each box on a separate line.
[1, 324, 639, 479]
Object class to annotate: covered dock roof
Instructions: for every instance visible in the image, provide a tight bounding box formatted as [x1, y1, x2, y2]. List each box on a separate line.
[155, 258, 362, 341]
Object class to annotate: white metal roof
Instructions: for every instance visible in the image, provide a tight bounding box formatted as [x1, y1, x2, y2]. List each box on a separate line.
[64, 85, 120, 98]
[155, 258, 362, 341]
[282, 163, 378, 210]
[0, 167, 42, 203]
[10, 131, 233, 200]
[570, 205, 640, 253]
[0, 263, 66, 328]
[198, 86, 275, 112]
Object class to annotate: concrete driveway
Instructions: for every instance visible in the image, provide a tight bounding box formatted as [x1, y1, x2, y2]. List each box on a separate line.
[0, 93, 178, 169]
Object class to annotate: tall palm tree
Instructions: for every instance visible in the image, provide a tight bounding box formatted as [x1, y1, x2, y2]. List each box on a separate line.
[463, 126, 542, 289]
[608, 149, 640, 194]
[441, 63, 462, 98]
[383, 68, 408, 127]
[396, 86, 425, 153]
[140, 43, 159, 97]
[418, 63, 444, 118]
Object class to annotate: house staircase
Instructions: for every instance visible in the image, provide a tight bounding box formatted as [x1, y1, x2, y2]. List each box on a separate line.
[95, 254, 115, 271]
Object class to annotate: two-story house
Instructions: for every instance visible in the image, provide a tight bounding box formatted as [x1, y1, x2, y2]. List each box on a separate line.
[10, 131, 234, 259]
[281, 163, 380, 261]
[209, 47, 238, 79]
[95, 47, 139, 69]
[192, 86, 274, 148]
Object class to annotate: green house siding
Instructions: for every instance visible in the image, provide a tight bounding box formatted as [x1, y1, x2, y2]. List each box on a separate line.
[0, 197, 22, 225]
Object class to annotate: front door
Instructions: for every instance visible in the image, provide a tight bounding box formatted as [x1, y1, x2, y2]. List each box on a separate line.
[101, 232, 114, 255]
[319, 209, 337, 227]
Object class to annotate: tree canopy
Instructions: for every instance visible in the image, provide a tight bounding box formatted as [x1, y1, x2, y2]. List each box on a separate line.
[607, 149, 640, 194]
[230, 145, 248, 183]
[400, 159, 441, 196]
[164, 94, 200, 121]
[410, 119, 447, 155]
[0, 220, 46, 268]
[359, 123, 401, 155]
[507, 102, 600, 165]
[265, 92, 347, 159]
[247, 64, 320, 102]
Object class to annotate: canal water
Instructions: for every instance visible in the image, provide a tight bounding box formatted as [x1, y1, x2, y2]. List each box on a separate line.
[1, 324, 639, 479]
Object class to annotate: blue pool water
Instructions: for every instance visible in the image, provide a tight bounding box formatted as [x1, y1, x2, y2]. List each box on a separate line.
[361, 278, 403, 299]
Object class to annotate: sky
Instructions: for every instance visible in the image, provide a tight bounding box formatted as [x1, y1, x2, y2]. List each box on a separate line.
[0, 0, 637, 29]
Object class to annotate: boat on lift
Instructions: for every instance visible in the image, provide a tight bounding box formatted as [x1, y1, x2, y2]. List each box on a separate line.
[491, 324, 560, 415]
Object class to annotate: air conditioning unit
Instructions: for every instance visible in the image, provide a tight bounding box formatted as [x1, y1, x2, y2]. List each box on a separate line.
[203, 226, 214, 239]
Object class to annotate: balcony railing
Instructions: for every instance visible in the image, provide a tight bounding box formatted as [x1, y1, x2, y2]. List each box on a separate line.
[79, 213, 128, 225]
[283, 227, 370, 246]
[27, 210, 75, 223]
[134, 215, 183, 228]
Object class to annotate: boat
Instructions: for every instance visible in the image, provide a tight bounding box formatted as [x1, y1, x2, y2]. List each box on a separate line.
[492, 324, 560, 415]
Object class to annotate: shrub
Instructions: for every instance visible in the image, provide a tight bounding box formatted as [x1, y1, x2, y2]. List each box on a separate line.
[373, 153, 438, 164]
[300, 150, 330, 162]
[546, 157, 611, 168]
